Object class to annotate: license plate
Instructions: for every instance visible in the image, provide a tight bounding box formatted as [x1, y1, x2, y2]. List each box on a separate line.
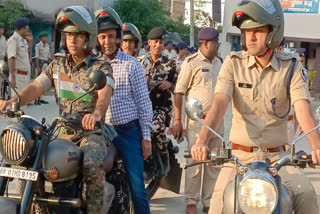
[0, 167, 38, 181]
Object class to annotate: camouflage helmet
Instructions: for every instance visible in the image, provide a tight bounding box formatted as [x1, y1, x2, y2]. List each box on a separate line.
[95, 7, 123, 48]
[232, 0, 284, 50]
[56, 6, 97, 52]
[122, 22, 142, 55]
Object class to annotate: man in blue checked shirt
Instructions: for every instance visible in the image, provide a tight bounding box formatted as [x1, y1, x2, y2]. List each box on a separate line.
[95, 7, 153, 214]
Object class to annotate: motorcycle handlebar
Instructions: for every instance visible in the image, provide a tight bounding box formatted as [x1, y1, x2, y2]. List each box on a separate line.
[184, 150, 211, 160]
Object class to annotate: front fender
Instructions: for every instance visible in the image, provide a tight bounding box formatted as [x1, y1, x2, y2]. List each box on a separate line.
[0, 197, 18, 214]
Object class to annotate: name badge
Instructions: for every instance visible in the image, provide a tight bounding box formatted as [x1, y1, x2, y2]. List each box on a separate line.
[202, 68, 209, 72]
[238, 83, 252, 88]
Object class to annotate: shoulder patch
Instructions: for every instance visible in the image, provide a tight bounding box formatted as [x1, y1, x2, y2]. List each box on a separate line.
[230, 51, 247, 59]
[275, 50, 295, 61]
[301, 68, 309, 82]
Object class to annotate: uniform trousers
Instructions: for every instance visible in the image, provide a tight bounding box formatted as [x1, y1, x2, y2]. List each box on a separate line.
[208, 149, 318, 214]
[9, 72, 30, 95]
[185, 118, 222, 207]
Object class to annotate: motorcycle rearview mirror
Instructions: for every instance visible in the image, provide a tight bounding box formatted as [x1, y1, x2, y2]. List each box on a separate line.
[185, 98, 204, 120]
[185, 98, 227, 147]
[89, 70, 107, 90]
[68, 70, 107, 114]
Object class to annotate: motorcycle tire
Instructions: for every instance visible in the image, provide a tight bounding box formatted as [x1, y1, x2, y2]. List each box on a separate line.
[146, 178, 160, 200]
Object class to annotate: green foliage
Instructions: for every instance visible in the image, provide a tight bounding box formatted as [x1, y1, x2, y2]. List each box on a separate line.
[0, 1, 25, 34]
[114, 0, 198, 36]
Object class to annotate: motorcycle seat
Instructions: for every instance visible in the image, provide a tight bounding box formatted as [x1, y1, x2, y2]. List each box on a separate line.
[103, 143, 119, 173]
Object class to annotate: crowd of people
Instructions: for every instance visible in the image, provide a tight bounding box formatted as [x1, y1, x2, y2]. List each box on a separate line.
[0, 0, 320, 214]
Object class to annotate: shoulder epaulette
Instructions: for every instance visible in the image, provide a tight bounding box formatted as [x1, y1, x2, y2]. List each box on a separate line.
[185, 53, 198, 62]
[230, 51, 247, 59]
[275, 50, 295, 60]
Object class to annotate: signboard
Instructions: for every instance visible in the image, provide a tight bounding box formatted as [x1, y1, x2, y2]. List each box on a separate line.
[282, 0, 320, 14]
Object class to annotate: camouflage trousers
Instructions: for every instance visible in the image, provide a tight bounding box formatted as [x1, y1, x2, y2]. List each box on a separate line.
[152, 105, 172, 145]
[78, 133, 108, 214]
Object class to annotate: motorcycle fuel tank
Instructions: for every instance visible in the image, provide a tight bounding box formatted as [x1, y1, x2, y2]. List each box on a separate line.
[42, 138, 82, 182]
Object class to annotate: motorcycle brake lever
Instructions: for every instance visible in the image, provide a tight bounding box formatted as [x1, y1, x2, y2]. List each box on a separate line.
[184, 160, 212, 169]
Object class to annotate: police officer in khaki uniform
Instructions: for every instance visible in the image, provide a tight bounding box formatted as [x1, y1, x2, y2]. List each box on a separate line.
[6, 18, 31, 96]
[191, 1, 319, 214]
[173, 28, 223, 214]
[35, 31, 51, 75]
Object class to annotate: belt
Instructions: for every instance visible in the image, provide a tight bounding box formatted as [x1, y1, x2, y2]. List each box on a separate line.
[113, 119, 139, 129]
[288, 115, 294, 121]
[232, 143, 286, 153]
[16, 70, 28, 75]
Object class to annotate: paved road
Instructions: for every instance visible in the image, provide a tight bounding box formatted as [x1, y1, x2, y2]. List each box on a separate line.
[1, 92, 320, 213]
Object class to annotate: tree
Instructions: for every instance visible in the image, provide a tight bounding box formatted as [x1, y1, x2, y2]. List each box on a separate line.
[0, 1, 25, 35]
[114, 0, 198, 36]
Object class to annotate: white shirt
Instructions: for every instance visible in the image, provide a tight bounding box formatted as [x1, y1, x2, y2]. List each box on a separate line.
[0, 35, 6, 60]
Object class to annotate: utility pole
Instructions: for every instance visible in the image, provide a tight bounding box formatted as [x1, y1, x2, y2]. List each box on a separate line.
[190, 0, 194, 47]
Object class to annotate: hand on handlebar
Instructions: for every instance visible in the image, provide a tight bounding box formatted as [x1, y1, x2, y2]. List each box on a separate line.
[82, 113, 101, 130]
[191, 143, 210, 162]
[310, 147, 320, 168]
[0, 100, 9, 114]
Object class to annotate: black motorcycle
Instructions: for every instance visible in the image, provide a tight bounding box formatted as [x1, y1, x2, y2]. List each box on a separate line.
[145, 84, 182, 199]
[0, 69, 132, 214]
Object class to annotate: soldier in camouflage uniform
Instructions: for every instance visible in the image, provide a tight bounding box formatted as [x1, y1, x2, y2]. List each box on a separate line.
[140, 27, 177, 148]
[0, 6, 115, 214]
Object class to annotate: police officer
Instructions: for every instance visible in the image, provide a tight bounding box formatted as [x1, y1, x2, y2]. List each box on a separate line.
[138, 41, 149, 57]
[34, 31, 51, 105]
[35, 31, 51, 75]
[173, 28, 223, 214]
[163, 40, 178, 60]
[191, 1, 319, 213]
[121, 22, 142, 57]
[0, 22, 6, 61]
[1, 6, 115, 214]
[175, 42, 188, 72]
[140, 27, 177, 159]
[6, 18, 31, 95]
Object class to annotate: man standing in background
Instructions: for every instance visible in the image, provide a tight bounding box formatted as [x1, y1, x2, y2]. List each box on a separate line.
[172, 28, 223, 214]
[6, 18, 31, 95]
[0, 22, 6, 61]
[34, 31, 50, 104]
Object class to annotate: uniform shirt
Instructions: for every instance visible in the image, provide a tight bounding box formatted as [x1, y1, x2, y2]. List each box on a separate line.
[0, 35, 6, 60]
[214, 50, 309, 148]
[35, 53, 114, 114]
[105, 50, 153, 140]
[175, 55, 186, 72]
[174, 51, 224, 134]
[140, 54, 178, 100]
[162, 49, 177, 61]
[35, 41, 50, 61]
[138, 48, 149, 57]
[7, 31, 31, 72]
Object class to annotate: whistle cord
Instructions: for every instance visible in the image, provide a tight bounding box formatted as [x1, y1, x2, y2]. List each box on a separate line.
[271, 58, 296, 119]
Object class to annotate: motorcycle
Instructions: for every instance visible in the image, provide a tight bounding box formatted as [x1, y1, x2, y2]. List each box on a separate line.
[0, 68, 132, 214]
[144, 84, 182, 199]
[183, 98, 318, 214]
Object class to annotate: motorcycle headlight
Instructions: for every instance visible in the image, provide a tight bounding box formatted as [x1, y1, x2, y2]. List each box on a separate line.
[238, 171, 278, 214]
[0, 116, 39, 165]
